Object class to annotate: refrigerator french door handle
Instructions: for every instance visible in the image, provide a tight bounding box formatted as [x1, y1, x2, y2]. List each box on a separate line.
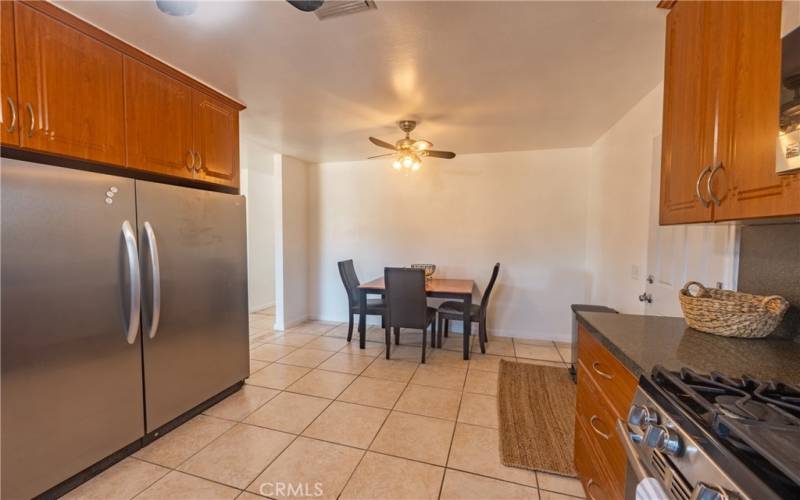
[143, 221, 161, 339]
[121, 220, 141, 344]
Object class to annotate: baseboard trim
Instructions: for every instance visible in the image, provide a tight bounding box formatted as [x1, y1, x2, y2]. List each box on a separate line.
[249, 302, 275, 314]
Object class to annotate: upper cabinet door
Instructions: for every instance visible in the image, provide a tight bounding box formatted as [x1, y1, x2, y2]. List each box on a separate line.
[659, 1, 716, 225]
[712, 1, 800, 221]
[124, 57, 194, 179]
[1, 1, 19, 146]
[14, 3, 124, 164]
[193, 90, 239, 188]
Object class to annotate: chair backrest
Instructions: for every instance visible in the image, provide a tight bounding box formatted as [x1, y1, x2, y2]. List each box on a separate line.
[384, 267, 428, 329]
[480, 263, 501, 312]
[337, 259, 360, 307]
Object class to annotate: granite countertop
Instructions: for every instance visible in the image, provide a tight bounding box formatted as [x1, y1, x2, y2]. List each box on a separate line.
[576, 311, 800, 385]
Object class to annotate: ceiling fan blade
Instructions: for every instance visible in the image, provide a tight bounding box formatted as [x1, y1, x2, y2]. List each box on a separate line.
[425, 150, 456, 159]
[369, 137, 397, 150]
[367, 153, 394, 159]
[413, 140, 433, 151]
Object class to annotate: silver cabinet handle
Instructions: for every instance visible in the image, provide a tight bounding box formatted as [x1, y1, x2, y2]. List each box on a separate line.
[121, 220, 141, 345]
[25, 102, 34, 138]
[590, 415, 611, 440]
[695, 165, 712, 207]
[186, 150, 196, 172]
[6, 96, 17, 133]
[707, 162, 725, 206]
[143, 221, 161, 339]
[586, 479, 603, 500]
[592, 361, 613, 380]
[194, 151, 202, 172]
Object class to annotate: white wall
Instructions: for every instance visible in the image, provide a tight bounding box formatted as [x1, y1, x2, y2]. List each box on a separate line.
[274, 155, 310, 330]
[308, 148, 592, 341]
[240, 137, 277, 313]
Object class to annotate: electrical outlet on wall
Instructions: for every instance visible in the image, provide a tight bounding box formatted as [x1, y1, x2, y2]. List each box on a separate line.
[631, 265, 640, 281]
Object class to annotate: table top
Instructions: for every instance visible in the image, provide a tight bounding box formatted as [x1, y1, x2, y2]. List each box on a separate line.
[359, 277, 475, 296]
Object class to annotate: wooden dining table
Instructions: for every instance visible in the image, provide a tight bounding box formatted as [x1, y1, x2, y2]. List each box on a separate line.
[357, 277, 478, 360]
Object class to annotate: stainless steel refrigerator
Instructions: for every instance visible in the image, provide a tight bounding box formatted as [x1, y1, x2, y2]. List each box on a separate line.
[1, 159, 249, 499]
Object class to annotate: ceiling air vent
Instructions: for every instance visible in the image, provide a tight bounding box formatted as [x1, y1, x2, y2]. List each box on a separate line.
[315, 0, 377, 20]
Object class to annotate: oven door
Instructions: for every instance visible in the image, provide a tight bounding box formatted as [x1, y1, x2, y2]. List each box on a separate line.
[616, 420, 670, 500]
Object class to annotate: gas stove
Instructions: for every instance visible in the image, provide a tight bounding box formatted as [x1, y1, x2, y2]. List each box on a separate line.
[617, 366, 800, 500]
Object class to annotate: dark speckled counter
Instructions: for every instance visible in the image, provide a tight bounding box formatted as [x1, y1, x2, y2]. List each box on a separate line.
[576, 311, 800, 385]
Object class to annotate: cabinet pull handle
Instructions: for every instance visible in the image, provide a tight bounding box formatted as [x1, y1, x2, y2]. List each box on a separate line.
[194, 151, 202, 172]
[707, 162, 724, 206]
[6, 97, 17, 133]
[186, 150, 196, 172]
[695, 165, 712, 207]
[586, 479, 603, 500]
[589, 415, 611, 440]
[25, 102, 34, 138]
[592, 361, 613, 380]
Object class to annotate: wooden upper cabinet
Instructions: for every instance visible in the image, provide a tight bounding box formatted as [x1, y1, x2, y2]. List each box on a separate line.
[659, 0, 715, 225]
[13, 3, 125, 165]
[193, 90, 239, 188]
[1, 1, 19, 146]
[712, 0, 800, 221]
[124, 57, 194, 180]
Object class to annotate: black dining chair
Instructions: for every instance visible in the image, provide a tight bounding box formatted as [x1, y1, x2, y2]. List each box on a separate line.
[437, 263, 500, 354]
[383, 267, 437, 363]
[338, 259, 386, 342]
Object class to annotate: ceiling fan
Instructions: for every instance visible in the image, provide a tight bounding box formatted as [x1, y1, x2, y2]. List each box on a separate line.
[369, 121, 456, 171]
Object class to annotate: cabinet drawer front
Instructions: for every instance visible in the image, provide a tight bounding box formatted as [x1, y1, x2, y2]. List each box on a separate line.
[575, 414, 621, 500]
[576, 362, 628, 493]
[577, 324, 636, 418]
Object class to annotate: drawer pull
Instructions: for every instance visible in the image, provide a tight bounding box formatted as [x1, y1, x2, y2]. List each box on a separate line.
[589, 415, 611, 440]
[25, 102, 35, 138]
[586, 479, 605, 500]
[592, 361, 613, 380]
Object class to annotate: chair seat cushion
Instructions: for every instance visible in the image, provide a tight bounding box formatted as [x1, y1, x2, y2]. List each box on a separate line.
[438, 301, 480, 316]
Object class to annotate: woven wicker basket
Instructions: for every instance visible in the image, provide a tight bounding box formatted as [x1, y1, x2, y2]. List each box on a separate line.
[678, 281, 789, 338]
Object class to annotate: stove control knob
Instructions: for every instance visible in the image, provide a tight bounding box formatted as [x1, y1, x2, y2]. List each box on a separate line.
[691, 482, 735, 500]
[627, 405, 658, 427]
[644, 425, 683, 456]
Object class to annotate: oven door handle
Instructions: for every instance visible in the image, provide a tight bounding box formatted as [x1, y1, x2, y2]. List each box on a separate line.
[616, 419, 652, 482]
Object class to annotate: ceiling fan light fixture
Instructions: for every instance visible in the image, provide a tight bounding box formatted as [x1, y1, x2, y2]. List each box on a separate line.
[392, 160, 402, 170]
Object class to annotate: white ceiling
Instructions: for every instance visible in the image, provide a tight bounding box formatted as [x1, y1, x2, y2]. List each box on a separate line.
[56, 1, 666, 163]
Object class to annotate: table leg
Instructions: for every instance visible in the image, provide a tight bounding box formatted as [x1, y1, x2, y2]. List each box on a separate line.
[359, 290, 367, 349]
[462, 294, 472, 360]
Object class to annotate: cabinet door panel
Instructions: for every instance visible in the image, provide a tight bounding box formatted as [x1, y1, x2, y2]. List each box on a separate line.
[659, 1, 715, 224]
[124, 57, 193, 179]
[14, 3, 125, 164]
[1, 1, 18, 145]
[713, 0, 800, 221]
[193, 90, 238, 188]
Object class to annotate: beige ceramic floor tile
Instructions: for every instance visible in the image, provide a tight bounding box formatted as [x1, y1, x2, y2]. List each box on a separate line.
[440, 469, 540, 500]
[324, 323, 351, 338]
[362, 358, 418, 382]
[179, 423, 294, 489]
[286, 369, 357, 399]
[339, 452, 444, 500]
[250, 317, 274, 331]
[285, 321, 340, 336]
[427, 349, 471, 368]
[469, 354, 515, 373]
[410, 364, 467, 391]
[338, 340, 385, 357]
[250, 343, 297, 362]
[244, 392, 331, 434]
[248, 359, 269, 375]
[317, 352, 375, 375]
[538, 491, 582, 500]
[304, 336, 349, 352]
[513, 338, 556, 347]
[364, 326, 391, 343]
[458, 393, 499, 428]
[384, 344, 425, 362]
[464, 369, 499, 396]
[514, 343, 563, 362]
[395, 384, 461, 420]
[267, 333, 319, 347]
[203, 385, 280, 422]
[134, 415, 234, 468]
[336, 376, 407, 409]
[448, 423, 537, 487]
[246, 363, 311, 390]
[247, 437, 364, 500]
[136, 470, 239, 500]
[482, 339, 517, 357]
[369, 411, 455, 466]
[556, 345, 571, 363]
[62, 458, 168, 500]
[302, 401, 388, 449]
[236, 492, 266, 500]
[440, 334, 475, 353]
[537, 472, 585, 498]
[276, 348, 335, 368]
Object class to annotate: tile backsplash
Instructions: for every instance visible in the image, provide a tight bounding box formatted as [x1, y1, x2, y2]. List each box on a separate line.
[737, 223, 800, 338]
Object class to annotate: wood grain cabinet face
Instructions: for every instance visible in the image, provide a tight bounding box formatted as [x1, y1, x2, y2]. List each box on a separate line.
[192, 90, 239, 187]
[13, 3, 125, 164]
[124, 57, 194, 179]
[1, 1, 19, 146]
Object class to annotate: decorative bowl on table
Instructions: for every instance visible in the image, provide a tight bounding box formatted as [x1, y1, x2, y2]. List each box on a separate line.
[410, 264, 436, 281]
